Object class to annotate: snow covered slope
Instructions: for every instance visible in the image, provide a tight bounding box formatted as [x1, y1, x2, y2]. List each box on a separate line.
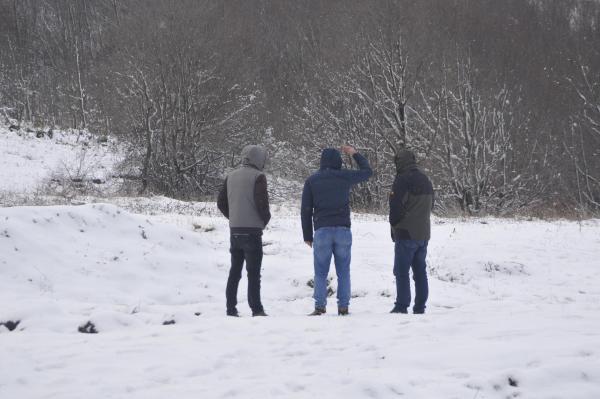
[0, 125, 121, 195]
[1, 204, 599, 398]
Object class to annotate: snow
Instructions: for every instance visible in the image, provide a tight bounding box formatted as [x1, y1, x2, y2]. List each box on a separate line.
[1, 123, 600, 397]
[1, 202, 600, 398]
[0, 125, 121, 194]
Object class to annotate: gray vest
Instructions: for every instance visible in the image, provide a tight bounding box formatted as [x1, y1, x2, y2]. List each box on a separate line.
[226, 166, 265, 229]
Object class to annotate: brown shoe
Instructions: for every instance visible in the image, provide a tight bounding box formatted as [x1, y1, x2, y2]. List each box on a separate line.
[338, 307, 349, 316]
[308, 307, 326, 316]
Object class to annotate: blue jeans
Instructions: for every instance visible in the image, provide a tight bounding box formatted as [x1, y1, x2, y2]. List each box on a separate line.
[394, 240, 429, 313]
[313, 227, 352, 308]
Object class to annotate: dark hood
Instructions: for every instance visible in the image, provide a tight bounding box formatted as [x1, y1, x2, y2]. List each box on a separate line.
[319, 148, 343, 170]
[241, 145, 267, 171]
[394, 149, 418, 174]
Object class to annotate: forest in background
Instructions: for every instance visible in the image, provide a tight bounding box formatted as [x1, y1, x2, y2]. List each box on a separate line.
[1, 0, 599, 217]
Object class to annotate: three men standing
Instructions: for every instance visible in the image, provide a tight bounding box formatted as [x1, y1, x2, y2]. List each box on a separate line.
[388, 149, 434, 314]
[217, 145, 271, 317]
[301, 145, 372, 316]
[217, 144, 433, 317]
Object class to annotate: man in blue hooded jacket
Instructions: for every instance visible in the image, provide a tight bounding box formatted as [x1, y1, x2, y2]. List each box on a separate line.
[301, 145, 372, 316]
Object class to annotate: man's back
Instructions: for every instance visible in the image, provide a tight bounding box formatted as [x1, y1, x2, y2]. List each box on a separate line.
[306, 168, 356, 226]
[218, 145, 271, 231]
[389, 168, 434, 241]
[389, 150, 434, 241]
[301, 147, 372, 242]
[227, 165, 265, 229]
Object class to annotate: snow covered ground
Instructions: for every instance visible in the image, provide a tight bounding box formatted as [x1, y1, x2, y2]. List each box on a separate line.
[1, 123, 599, 398]
[0, 124, 122, 196]
[1, 202, 599, 399]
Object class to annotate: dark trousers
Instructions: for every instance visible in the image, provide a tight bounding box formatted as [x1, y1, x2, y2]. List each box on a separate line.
[394, 240, 429, 313]
[226, 233, 264, 313]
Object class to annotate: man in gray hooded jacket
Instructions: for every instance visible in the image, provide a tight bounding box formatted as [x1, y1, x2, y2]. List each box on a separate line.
[217, 145, 271, 317]
[389, 149, 434, 314]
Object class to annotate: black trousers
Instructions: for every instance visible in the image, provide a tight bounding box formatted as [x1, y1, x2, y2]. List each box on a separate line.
[226, 233, 264, 313]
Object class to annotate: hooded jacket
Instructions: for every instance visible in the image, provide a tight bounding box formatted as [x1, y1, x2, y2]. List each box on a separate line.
[301, 148, 372, 242]
[389, 150, 434, 241]
[217, 145, 271, 233]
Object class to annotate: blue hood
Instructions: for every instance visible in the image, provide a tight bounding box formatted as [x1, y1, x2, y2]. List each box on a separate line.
[319, 148, 343, 170]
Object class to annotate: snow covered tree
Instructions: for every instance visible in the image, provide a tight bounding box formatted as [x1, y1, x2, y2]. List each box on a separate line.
[296, 33, 426, 209]
[112, 4, 260, 198]
[564, 60, 600, 214]
[415, 56, 547, 214]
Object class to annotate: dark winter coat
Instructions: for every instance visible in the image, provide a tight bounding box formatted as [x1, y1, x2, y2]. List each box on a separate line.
[301, 148, 372, 242]
[217, 145, 271, 234]
[389, 150, 434, 241]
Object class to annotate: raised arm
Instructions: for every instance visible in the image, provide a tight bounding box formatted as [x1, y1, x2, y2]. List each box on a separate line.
[340, 145, 373, 184]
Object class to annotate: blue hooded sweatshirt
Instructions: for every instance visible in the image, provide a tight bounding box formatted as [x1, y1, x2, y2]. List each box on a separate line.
[301, 148, 373, 242]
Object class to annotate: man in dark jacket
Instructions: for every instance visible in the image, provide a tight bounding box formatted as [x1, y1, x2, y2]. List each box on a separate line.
[217, 145, 271, 317]
[301, 145, 372, 316]
[389, 149, 434, 314]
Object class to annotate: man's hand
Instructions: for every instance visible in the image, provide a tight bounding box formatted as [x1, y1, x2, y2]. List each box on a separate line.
[341, 145, 357, 156]
[305, 241, 313, 248]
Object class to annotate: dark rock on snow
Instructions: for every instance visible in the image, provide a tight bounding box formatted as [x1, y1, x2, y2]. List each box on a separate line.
[0, 320, 21, 331]
[78, 321, 98, 334]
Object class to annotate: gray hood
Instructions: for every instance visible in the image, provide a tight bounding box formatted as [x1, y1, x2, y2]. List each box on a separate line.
[394, 149, 418, 175]
[241, 145, 267, 171]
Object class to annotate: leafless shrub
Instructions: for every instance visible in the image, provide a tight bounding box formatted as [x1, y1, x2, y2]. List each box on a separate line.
[563, 60, 600, 217]
[42, 150, 107, 199]
[415, 56, 549, 215]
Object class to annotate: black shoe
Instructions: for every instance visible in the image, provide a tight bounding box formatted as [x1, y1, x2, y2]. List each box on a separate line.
[308, 307, 326, 316]
[252, 310, 268, 317]
[338, 307, 349, 316]
[390, 306, 408, 314]
[413, 309, 425, 314]
[226, 309, 239, 317]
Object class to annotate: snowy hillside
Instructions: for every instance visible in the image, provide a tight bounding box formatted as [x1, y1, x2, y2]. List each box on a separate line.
[0, 124, 122, 197]
[1, 203, 599, 398]
[0, 124, 301, 207]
